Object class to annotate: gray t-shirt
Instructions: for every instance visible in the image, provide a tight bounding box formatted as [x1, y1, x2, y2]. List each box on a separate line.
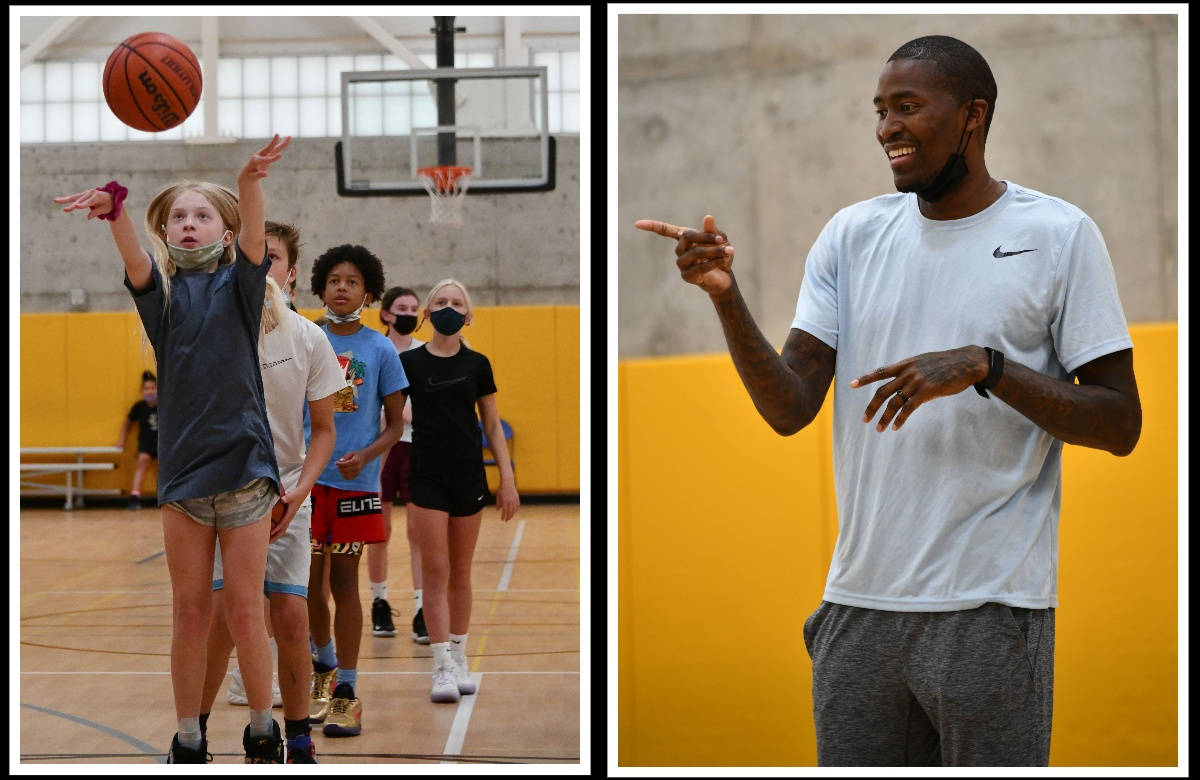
[124, 244, 280, 504]
[791, 181, 1132, 611]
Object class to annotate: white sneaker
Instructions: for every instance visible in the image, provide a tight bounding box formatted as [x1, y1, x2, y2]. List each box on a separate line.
[226, 665, 283, 707]
[450, 655, 477, 695]
[430, 663, 461, 703]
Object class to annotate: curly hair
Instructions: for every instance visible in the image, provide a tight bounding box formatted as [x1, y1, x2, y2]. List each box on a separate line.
[887, 35, 997, 145]
[309, 244, 386, 302]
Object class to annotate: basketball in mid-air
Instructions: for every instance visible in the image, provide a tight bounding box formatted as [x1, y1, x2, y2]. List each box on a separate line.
[103, 32, 202, 132]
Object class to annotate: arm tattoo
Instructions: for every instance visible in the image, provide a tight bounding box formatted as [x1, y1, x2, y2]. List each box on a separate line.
[992, 352, 1141, 456]
[710, 276, 835, 435]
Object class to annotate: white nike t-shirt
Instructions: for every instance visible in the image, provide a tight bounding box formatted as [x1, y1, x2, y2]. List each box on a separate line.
[260, 308, 347, 491]
[791, 181, 1132, 611]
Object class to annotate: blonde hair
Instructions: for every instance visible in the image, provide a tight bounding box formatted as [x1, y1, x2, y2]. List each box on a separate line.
[421, 278, 472, 347]
[137, 181, 287, 355]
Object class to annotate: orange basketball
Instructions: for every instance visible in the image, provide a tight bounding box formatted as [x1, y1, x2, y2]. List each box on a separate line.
[103, 32, 202, 132]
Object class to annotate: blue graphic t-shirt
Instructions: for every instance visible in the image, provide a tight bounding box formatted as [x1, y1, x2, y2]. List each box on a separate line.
[315, 323, 409, 493]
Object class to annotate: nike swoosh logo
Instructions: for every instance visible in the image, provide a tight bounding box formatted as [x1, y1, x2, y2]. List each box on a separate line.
[993, 246, 1038, 258]
[427, 376, 467, 390]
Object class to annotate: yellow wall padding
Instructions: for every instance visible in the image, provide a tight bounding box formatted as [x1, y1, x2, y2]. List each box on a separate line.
[19, 306, 579, 496]
[619, 323, 1177, 767]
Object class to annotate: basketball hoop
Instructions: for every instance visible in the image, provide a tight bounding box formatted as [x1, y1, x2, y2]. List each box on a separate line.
[417, 165, 473, 227]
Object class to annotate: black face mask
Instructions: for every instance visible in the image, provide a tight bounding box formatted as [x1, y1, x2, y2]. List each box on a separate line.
[389, 314, 418, 335]
[917, 97, 975, 203]
[429, 307, 467, 336]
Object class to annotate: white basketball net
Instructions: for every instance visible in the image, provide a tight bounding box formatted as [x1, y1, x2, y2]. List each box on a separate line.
[418, 166, 472, 228]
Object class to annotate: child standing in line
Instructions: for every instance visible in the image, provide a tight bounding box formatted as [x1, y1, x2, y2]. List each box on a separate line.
[198, 220, 344, 763]
[117, 370, 159, 510]
[400, 279, 520, 703]
[371, 286, 428, 642]
[53, 134, 292, 763]
[306, 245, 408, 738]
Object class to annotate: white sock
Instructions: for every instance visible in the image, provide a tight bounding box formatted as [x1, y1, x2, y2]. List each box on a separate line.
[414, 589, 423, 611]
[431, 641, 451, 670]
[449, 632, 468, 665]
[178, 717, 202, 750]
[249, 708, 273, 737]
[370, 581, 388, 602]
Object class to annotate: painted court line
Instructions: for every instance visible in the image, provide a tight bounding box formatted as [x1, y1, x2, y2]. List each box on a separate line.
[496, 519, 526, 592]
[440, 673, 484, 763]
[20, 702, 162, 760]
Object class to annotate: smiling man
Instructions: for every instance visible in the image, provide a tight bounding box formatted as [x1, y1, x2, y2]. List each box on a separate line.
[636, 35, 1141, 766]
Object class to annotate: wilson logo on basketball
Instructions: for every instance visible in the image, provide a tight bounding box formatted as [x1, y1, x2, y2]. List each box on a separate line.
[135, 70, 181, 128]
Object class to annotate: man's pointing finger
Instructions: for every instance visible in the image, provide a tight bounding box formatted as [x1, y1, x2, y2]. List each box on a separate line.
[635, 219, 690, 239]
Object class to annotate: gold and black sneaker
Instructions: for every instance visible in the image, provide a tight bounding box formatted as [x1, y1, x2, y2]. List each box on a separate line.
[308, 662, 337, 723]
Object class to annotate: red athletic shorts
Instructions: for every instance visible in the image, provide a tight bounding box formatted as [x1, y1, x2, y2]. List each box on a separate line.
[310, 484, 385, 550]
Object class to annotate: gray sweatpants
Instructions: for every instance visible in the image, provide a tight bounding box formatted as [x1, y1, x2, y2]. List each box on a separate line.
[803, 601, 1054, 766]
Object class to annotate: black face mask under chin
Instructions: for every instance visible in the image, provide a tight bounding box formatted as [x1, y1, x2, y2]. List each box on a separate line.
[917, 101, 975, 203]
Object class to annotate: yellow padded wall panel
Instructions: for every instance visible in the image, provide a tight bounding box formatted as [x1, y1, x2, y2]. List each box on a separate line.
[555, 306, 581, 491]
[19, 314, 69, 445]
[489, 307, 560, 492]
[620, 354, 832, 766]
[1051, 324, 1177, 766]
[66, 313, 139, 444]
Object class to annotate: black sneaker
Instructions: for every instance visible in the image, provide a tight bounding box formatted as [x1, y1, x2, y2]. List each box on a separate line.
[166, 733, 208, 764]
[127, 496, 141, 511]
[243, 719, 284, 763]
[412, 607, 429, 644]
[371, 597, 397, 637]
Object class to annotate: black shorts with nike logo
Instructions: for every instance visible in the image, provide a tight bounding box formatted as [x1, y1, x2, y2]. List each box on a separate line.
[409, 455, 490, 517]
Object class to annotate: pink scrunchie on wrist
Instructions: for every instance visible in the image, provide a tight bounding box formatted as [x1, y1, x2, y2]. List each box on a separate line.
[95, 180, 128, 221]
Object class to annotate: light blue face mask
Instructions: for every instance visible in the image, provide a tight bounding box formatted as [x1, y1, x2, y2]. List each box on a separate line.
[165, 230, 232, 270]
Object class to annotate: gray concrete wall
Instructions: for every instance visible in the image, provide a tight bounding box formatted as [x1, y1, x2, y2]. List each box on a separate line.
[618, 14, 1177, 359]
[21, 135, 578, 312]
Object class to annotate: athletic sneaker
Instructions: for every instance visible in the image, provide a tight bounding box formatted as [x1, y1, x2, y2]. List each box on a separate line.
[226, 664, 283, 707]
[431, 663, 461, 703]
[412, 607, 429, 644]
[285, 733, 318, 763]
[450, 655, 477, 695]
[322, 683, 362, 737]
[308, 662, 338, 723]
[127, 496, 141, 511]
[243, 720, 284, 763]
[371, 597, 398, 637]
[166, 733, 208, 764]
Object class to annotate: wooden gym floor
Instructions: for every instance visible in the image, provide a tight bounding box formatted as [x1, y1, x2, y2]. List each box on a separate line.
[17, 501, 580, 765]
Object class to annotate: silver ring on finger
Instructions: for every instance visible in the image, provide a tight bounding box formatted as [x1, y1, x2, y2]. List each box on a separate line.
[896, 391, 910, 403]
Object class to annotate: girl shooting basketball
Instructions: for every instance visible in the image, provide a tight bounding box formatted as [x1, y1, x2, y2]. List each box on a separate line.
[400, 279, 520, 702]
[53, 134, 293, 763]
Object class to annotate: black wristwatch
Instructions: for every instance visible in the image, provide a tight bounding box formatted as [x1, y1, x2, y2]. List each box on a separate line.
[974, 347, 1004, 398]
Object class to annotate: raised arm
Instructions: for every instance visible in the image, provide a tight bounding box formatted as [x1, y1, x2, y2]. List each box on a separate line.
[236, 135, 291, 265]
[53, 185, 152, 291]
[636, 215, 836, 435]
